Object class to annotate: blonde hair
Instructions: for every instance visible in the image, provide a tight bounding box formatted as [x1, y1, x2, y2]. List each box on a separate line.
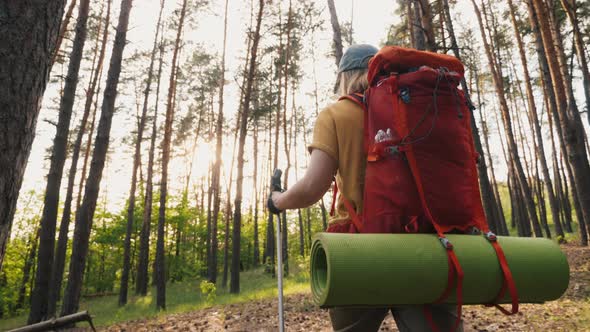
[337, 68, 369, 96]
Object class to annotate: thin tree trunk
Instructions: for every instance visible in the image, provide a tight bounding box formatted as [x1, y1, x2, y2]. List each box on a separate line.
[253, 123, 260, 266]
[231, 0, 264, 294]
[137, 6, 166, 297]
[156, 0, 188, 310]
[417, 0, 436, 51]
[29, 0, 91, 322]
[121, 16, 160, 305]
[442, 0, 502, 234]
[61, 0, 134, 316]
[51, 0, 78, 67]
[559, 0, 590, 127]
[327, 0, 343, 67]
[120, 0, 164, 305]
[281, 0, 294, 278]
[528, 0, 590, 244]
[49, 0, 112, 315]
[508, 0, 564, 239]
[209, 0, 229, 284]
[411, 1, 426, 50]
[0, 0, 66, 274]
[17, 229, 40, 310]
[473, 0, 543, 237]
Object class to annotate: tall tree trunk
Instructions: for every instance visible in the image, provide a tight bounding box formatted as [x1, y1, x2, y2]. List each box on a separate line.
[0, 0, 66, 273]
[61, 0, 134, 316]
[442, 0, 502, 234]
[508, 0, 564, 239]
[559, 0, 590, 126]
[29, 0, 91, 322]
[547, 97, 574, 233]
[327, 0, 343, 67]
[253, 123, 260, 266]
[472, 0, 543, 237]
[231, 0, 264, 294]
[51, 0, 78, 67]
[281, 0, 294, 278]
[417, 0, 436, 51]
[528, 0, 590, 244]
[49, 0, 112, 315]
[536, 3, 579, 236]
[120, 0, 165, 305]
[209, 0, 229, 284]
[410, 0, 426, 50]
[137, 5, 166, 297]
[77, 88, 100, 212]
[156, 0, 188, 310]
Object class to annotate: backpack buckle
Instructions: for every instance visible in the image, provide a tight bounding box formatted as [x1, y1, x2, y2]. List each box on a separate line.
[484, 231, 497, 242]
[439, 236, 453, 250]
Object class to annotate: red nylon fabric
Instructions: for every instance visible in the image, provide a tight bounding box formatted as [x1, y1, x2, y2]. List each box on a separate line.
[362, 67, 487, 233]
[367, 46, 465, 85]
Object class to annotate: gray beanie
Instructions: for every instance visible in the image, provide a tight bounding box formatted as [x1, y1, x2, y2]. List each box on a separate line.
[338, 44, 379, 73]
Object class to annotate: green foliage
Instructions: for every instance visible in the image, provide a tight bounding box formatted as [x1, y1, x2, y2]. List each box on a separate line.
[199, 280, 216, 303]
[0, 268, 309, 330]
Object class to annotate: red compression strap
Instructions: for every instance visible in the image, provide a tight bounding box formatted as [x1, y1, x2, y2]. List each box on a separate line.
[423, 306, 441, 332]
[330, 180, 338, 217]
[486, 240, 519, 315]
[404, 143, 464, 332]
[341, 194, 363, 233]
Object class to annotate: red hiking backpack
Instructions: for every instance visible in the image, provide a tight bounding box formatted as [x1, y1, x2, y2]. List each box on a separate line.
[331, 47, 519, 331]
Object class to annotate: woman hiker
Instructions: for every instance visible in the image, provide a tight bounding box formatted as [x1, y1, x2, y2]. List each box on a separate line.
[267, 44, 463, 332]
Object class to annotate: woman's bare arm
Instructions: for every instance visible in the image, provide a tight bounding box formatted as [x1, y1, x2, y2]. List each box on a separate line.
[271, 149, 338, 210]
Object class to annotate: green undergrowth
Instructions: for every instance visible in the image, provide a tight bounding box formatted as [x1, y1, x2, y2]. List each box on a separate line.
[0, 267, 310, 330]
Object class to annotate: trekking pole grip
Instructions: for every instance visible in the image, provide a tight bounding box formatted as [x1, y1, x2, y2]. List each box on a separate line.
[271, 169, 283, 192]
[268, 169, 284, 215]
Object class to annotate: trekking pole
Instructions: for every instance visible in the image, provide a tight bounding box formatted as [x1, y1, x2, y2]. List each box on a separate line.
[270, 169, 285, 332]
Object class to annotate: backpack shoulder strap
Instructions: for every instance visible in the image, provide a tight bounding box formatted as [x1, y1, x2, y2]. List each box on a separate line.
[338, 93, 366, 111]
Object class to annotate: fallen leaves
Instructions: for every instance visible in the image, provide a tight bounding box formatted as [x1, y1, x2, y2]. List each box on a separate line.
[69, 245, 590, 331]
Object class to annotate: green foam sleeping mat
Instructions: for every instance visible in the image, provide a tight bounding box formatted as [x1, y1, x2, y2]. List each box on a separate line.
[310, 233, 569, 307]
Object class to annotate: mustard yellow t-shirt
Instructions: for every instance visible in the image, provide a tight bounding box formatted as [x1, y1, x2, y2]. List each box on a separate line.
[308, 99, 366, 225]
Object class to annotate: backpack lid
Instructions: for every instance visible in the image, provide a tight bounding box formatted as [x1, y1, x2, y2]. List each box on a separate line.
[367, 46, 465, 85]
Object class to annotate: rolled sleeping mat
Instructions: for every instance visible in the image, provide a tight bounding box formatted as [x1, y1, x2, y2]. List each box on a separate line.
[310, 233, 569, 307]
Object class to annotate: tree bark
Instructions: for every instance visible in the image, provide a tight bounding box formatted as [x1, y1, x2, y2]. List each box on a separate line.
[209, 0, 229, 284]
[231, 0, 264, 294]
[49, 0, 112, 315]
[281, 0, 294, 278]
[472, 0, 543, 237]
[559, 0, 590, 126]
[61, 0, 134, 316]
[29, 0, 91, 322]
[442, 0, 502, 234]
[327, 0, 343, 67]
[120, 0, 165, 305]
[137, 4, 166, 297]
[417, 0, 436, 51]
[253, 123, 260, 266]
[156, 0, 188, 309]
[509, 0, 564, 239]
[51, 0, 78, 67]
[528, 0, 590, 244]
[0, 0, 66, 274]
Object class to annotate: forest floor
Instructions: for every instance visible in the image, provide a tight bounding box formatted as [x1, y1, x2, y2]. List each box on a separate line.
[70, 244, 590, 332]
